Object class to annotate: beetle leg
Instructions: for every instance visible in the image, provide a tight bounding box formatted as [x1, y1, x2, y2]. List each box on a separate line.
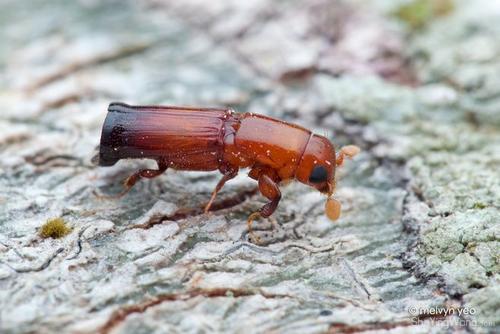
[248, 166, 263, 180]
[116, 160, 168, 197]
[124, 162, 167, 186]
[94, 161, 168, 199]
[257, 174, 282, 218]
[247, 172, 282, 243]
[246, 212, 262, 243]
[204, 167, 238, 213]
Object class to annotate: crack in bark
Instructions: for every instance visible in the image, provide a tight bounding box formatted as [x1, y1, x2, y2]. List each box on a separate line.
[26, 41, 156, 92]
[127, 187, 259, 230]
[98, 287, 292, 334]
[0, 241, 25, 260]
[4, 247, 64, 273]
[222, 241, 341, 258]
[340, 258, 372, 300]
[25, 153, 84, 167]
[328, 319, 411, 333]
[41, 92, 85, 110]
[66, 227, 89, 260]
[399, 190, 481, 334]
[400, 190, 457, 288]
[199, 238, 344, 263]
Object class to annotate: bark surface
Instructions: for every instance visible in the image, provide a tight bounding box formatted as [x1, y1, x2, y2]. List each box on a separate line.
[0, 1, 498, 333]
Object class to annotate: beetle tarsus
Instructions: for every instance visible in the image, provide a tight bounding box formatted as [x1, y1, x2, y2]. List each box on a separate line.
[245, 170, 282, 244]
[246, 213, 280, 244]
[247, 212, 263, 244]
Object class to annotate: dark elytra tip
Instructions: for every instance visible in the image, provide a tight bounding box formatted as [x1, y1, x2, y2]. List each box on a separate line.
[97, 103, 137, 166]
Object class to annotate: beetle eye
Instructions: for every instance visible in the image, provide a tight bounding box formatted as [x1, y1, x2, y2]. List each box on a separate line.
[309, 165, 328, 183]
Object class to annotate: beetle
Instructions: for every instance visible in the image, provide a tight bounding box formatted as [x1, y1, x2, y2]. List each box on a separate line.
[95, 102, 359, 241]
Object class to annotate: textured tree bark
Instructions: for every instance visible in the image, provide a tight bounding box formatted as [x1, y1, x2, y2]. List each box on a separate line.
[0, 0, 498, 333]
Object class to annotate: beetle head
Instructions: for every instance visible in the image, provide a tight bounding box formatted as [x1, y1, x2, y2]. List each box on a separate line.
[295, 134, 336, 196]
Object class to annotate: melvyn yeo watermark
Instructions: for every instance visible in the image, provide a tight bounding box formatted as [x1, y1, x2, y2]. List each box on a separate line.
[407, 306, 494, 328]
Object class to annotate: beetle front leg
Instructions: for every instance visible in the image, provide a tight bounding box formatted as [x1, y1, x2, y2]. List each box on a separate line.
[247, 172, 281, 243]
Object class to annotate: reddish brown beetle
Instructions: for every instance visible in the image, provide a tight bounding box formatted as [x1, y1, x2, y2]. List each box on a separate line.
[95, 102, 359, 240]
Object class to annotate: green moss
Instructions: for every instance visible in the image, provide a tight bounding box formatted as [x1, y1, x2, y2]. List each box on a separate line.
[394, 0, 454, 29]
[39, 218, 71, 239]
[472, 202, 487, 209]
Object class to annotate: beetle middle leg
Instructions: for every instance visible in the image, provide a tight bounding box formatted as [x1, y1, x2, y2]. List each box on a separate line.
[247, 170, 282, 243]
[204, 166, 238, 213]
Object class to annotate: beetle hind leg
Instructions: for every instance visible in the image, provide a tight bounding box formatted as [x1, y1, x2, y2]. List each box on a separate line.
[96, 160, 168, 199]
[123, 161, 168, 190]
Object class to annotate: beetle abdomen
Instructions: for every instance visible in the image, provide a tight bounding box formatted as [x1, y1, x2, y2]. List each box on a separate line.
[98, 103, 230, 170]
